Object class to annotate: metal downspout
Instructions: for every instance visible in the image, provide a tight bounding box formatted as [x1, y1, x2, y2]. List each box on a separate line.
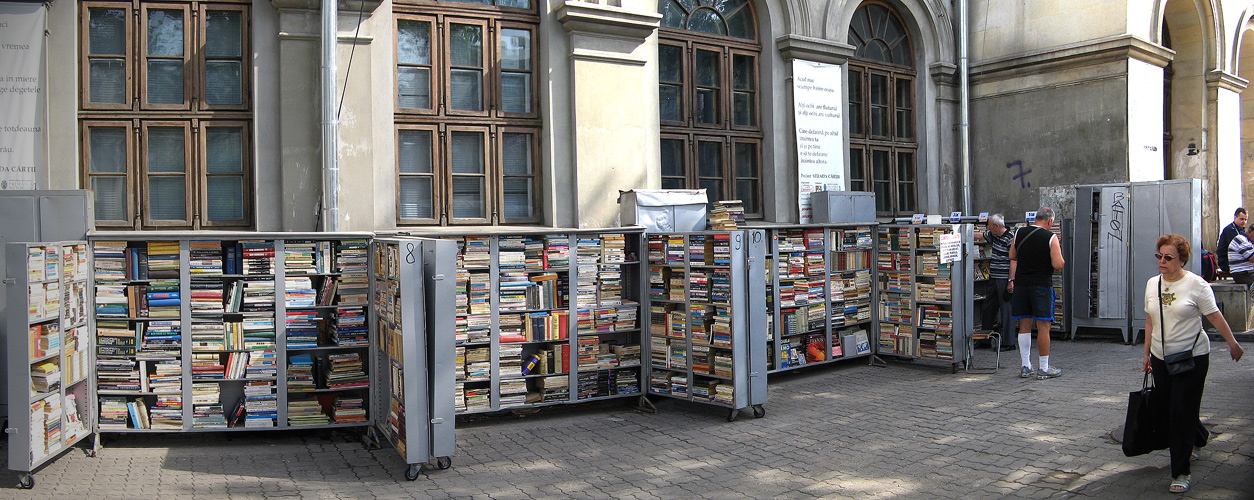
[959, 0, 971, 214]
[321, 0, 340, 231]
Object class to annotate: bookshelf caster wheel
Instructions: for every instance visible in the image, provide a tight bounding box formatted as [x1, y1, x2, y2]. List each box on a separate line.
[85, 449, 97, 458]
[18, 474, 33, 489]
[726, 409, 739, 422]
[436, 456, 452, 470]
[405, 465, 422, 481]
[752, 405, 765, 418]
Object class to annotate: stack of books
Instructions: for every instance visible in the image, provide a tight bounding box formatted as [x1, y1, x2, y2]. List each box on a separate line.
[708, 200, 744, 230]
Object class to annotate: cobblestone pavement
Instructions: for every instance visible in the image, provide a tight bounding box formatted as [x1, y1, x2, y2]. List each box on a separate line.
[3, 338, 1251, 499]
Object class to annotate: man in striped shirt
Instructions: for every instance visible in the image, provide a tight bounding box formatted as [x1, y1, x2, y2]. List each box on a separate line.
[1227, 224, 1254, 285]
[976, 214, 1016, 350]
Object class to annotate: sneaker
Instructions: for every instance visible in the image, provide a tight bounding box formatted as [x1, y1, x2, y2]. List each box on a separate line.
[1020, 367, 1033, 378]
[1036, 366, 1063, 379]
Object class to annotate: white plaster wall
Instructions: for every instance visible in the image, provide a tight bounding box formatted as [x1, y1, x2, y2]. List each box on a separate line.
[1216, 87, 1242, 220]
[45, 1, 78, 190]
[971, 0, 1128, 62]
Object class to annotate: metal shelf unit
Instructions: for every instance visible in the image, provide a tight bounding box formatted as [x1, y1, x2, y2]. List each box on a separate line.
[754, 224, 877, 373]
[425, 228, 646, 414]
[88, 232, 376, 433]
[874, 224, 975, 373]
[6, 241, 95, 489]
[370, 237, 457, 480]
[643, 230, 767, 421]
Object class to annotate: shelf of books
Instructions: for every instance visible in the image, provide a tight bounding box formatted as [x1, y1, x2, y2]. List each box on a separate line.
[6, 241, 94, 488]
[433, 229, 645, 414]
[759, 224, 876, 373]
[89, 233, 375, 433]
[644, 230, 767, 421]
[874, 224, 974, 373]
[371, 237, 456, 479]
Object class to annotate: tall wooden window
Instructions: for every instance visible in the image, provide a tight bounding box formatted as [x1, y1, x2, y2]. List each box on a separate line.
[658, 0, 762, 217]
[80, 1, 252, 229]
[395, 0, 540, 225]
[847, 2, 916, 216]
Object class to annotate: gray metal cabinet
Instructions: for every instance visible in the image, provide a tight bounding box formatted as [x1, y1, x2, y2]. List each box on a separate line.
[643, 230, 767, 421]
[5, 241, 94, 489]
[1071, 180, 1201, 342]
[370, 237, 456, 480]
[875, 224, 975, 372]
[754, 223, 877, 373]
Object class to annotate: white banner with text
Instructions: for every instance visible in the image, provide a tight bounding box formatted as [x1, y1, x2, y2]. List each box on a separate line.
[792, 60, 844, 223]
[0, 2, 46, 190]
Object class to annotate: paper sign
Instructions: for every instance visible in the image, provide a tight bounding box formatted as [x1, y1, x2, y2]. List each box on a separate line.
[1025, 211, 1037, 223]
[978, 212, 989, 222]
[949, 212, 962, 223]
[792, 60, 844, 223]
[911, 214, 925, 224]
[939, 233, 962, 263]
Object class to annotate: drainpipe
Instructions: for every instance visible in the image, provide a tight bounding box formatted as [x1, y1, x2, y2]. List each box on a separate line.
[321, 0, 340, 231]
[959, 0, 971, 214]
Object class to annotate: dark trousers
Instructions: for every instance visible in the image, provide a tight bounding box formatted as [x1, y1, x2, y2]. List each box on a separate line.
[1232, 271, 1254, 285]
[980, 278, 1014, 346]
[1149, 354, 1210, 478]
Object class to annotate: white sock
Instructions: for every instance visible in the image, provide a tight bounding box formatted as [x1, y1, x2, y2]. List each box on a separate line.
[1040, 355, 1050, 372]
[1018, 333, 1032, 368]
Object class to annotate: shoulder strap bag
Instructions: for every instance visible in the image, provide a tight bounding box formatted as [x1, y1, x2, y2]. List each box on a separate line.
[1159, 276, 1202, 376]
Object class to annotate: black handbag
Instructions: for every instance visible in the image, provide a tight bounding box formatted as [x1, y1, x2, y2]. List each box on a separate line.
[1158, 276, 1201, 376]
[1122, 373, 1168, 457]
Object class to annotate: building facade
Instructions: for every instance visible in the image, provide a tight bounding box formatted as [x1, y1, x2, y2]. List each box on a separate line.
[28, 0, 1254, 249]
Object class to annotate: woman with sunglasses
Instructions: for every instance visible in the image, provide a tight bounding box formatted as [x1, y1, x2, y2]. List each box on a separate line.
[1143, 234, 1244, 494]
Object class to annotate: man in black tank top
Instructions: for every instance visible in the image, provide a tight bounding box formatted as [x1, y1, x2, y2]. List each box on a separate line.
[1007, 207, 1066, 380]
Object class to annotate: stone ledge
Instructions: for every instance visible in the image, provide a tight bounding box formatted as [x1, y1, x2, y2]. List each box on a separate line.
[775, 35, 854, 65]
[971, 34, 1173, 84]
[557, 1, 661, 41]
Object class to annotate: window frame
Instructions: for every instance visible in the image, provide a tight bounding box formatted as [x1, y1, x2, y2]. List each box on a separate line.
[139, 120, 195, 228]
[496, 125, 541, 224]
[395, 15, 441, 116]
[690, 42, 726, 131]
[443, 124, 493, 225]
[198, 120, 252, 227]
[139, 2, 193, 111]
[81, 120, 137, 227]
[79, 0, 255, 230]
[442, 17, 492, 118]
[658, 41, 688, 127]
[197, 3, 251, 111]
[728, 48, 758, 131]
[396, 123, 442, 225]
[80, 2, 135, 111]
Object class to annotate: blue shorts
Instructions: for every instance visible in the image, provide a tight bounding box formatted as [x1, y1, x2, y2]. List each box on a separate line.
[1010, 284, 1054, 321]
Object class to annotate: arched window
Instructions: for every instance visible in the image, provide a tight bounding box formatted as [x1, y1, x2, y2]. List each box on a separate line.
[394, 0, 541, 225]
[658, 0, 762, 216]
[847, 2, 916, 216]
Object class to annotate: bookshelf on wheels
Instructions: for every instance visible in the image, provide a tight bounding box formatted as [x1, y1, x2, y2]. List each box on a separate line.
[6, 241, 95, 489]
[370, 237, 457, 480]
[758, 224, 877, 373]
[431, 228, 647, 414]
[874, 224, 975, 373]
[644, 230, 768, 421]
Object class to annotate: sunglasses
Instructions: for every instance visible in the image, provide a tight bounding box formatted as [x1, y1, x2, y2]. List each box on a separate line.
[1154, 253, 1177, 262]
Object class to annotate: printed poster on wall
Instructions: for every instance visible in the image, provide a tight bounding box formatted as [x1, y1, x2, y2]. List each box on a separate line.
[0, 2, 46, 190]
[792, 60, 844, 223]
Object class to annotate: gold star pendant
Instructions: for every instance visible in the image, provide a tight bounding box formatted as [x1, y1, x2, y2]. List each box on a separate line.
[1161, 292, 1176, 306]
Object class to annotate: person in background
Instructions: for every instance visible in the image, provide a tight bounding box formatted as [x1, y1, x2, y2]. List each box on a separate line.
[1227, 223, 1254, 285]
[1143, 234, 1244, 494]
[975, 214, 1017, 351]
[1215, 207, 1247, 276]
[1008, 207, 1065, 379]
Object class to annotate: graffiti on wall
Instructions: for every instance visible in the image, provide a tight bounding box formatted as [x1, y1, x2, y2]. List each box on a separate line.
[1007, 160, 1031, 189]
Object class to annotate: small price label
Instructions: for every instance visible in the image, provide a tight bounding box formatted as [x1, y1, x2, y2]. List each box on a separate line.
[911, 213, 925, 224]
[1025, 211, 1037, 223]
[978, 212, 989, 222]
[949, 211, 963, 223]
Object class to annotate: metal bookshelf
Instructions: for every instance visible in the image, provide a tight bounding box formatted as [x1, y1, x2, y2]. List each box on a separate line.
[6, 241, 95, 489]
[87, 232, 376, 434]
[643, 230, 767, 421]
[754, 223, 877, 373]
[874, 224, 975, 373]
[414, 228, 647, 414]
[369, 237, 456, 480]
